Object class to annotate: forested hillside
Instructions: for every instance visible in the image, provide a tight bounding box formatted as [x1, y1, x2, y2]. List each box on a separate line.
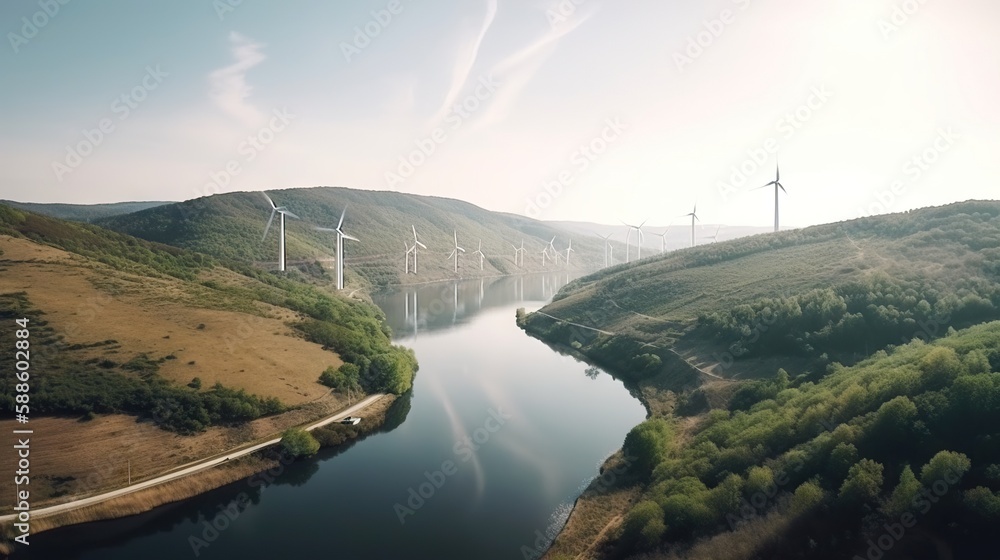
[96, 187, 614, 288]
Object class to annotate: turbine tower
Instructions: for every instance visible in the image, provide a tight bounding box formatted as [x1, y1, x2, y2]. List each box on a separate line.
[410, 226, 428, 273]
[755, 162, 786, 232]
[404, 240, 415, 274]
[447, 231, 465, 273]
[682, 204, 700, 248]
[314, 207, 358, 290]
[262, 192, 300, 272]
[473, 239, 485, 271]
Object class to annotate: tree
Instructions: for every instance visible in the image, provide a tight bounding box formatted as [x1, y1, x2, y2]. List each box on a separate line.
[919, 347, 963, 390]
[920, 451, 971, 486]
[623, 419, 673, 475]
[282, 427, 320, 458]
[188, 377, 202, 390]
[622, 500, 665, 550]
[885, 465, 921, 517]
[839, 459, 884, 505]
[790, 481, 825, 515]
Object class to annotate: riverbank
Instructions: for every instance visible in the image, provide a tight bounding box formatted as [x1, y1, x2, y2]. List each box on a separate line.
[0, 394, 395, 556]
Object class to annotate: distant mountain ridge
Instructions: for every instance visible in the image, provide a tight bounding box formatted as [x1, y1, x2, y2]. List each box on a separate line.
[1, 200, 172, 222]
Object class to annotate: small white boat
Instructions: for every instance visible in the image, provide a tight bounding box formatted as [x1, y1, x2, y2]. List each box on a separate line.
[340, 416, 361, 425]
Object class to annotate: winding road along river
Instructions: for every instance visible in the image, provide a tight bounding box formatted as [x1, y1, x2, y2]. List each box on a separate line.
[21, 274, 646, 559]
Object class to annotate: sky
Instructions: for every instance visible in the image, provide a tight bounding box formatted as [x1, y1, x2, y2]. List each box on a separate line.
[1, 0, 998, 228]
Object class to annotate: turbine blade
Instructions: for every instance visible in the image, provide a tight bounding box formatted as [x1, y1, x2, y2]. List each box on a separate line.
[778, 183, 787, 194]
[314, 227, 337, 232]
[343, 234, 360, 242]
[283, 210, 301, 220]
[262, 192, 276, 209]
[417, 241, 427, 249]
[262, 209, 276, 241]
[338, 208, 347, 230]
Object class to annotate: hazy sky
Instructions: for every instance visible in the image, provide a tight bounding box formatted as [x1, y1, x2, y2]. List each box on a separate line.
[2, 0, 998, 228]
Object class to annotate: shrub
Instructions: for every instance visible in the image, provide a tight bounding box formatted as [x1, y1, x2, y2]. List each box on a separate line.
[281, 428, 320, 458]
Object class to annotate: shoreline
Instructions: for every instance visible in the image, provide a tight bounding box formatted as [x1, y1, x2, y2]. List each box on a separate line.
[0, 394, 395, 556]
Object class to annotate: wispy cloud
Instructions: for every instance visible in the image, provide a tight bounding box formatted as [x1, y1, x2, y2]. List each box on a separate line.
[428, 0, 499, 125]
[474, 5, 596, 128]
[209, 32, 266, 124]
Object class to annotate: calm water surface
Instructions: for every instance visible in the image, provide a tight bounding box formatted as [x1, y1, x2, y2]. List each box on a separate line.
[21, 274, 646, 560]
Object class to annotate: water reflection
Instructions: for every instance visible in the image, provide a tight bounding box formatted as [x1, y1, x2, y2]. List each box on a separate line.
[376, 273, 580, 338]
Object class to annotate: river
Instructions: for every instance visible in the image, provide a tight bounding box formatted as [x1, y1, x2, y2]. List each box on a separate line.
[20, 274, 646, 559]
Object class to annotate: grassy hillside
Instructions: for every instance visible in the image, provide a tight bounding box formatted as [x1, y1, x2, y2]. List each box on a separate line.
[2, 200, 171, 222]
[522, 200, 1000, 385]
[0, 203, 417, 432]
[523, 200, 1000, 560]
[96, 187, 618, 288]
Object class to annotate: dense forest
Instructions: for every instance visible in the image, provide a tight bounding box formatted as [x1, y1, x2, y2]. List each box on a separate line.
[607, 323, 1000, 559]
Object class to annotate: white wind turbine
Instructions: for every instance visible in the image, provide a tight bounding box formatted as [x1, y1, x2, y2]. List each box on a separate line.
[703, 225, 722, 244]
[547, 237, 561, 265]
[597, 233, 614, 268]
[510, 239, 526, 267]
[564, 239, 575, 267]
[314, 207, 358, 290]
[623, 220, 647, 262]
[754, 162, 787, 232]
[404, 240, 415, 274]
[654, 224, 672, 254]
[473, 239, 485, 271]
[539, 247, 549, 268]
[410, 226, 428, 274]
[261, 192, 300, 272]
[681, 204, 700, 248]
[447, 231, 465, 273]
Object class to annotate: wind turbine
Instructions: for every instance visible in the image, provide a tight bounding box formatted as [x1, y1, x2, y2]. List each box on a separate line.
[597, 233, 613, 268]
[681, 204, 700, 248]
[703, 225, 722, 244]
[623, 220, 647, 262]
[410, 226, 428, 274]
[547, 237, 561, 265]
[404, 240, 415, 274]
[755, 162, 786, 232]
[564, 240, 575, 268]
[654, 225, 672, 254]
[473, 239, 485, 271]
[447, 231, 465, 273]
[314, 207, 358, 290]
[512, 239, 526, 267]
[261, 192, 300, 272]
[539, 247, 549, 268]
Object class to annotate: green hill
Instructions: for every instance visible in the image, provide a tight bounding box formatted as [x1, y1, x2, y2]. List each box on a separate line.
[521, 200, 1000, 385]
[2, 200, 172, 222]
[522, 200, 1000, 559]
[95, 187, 616, 288]
[0, 203, 416, 433]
